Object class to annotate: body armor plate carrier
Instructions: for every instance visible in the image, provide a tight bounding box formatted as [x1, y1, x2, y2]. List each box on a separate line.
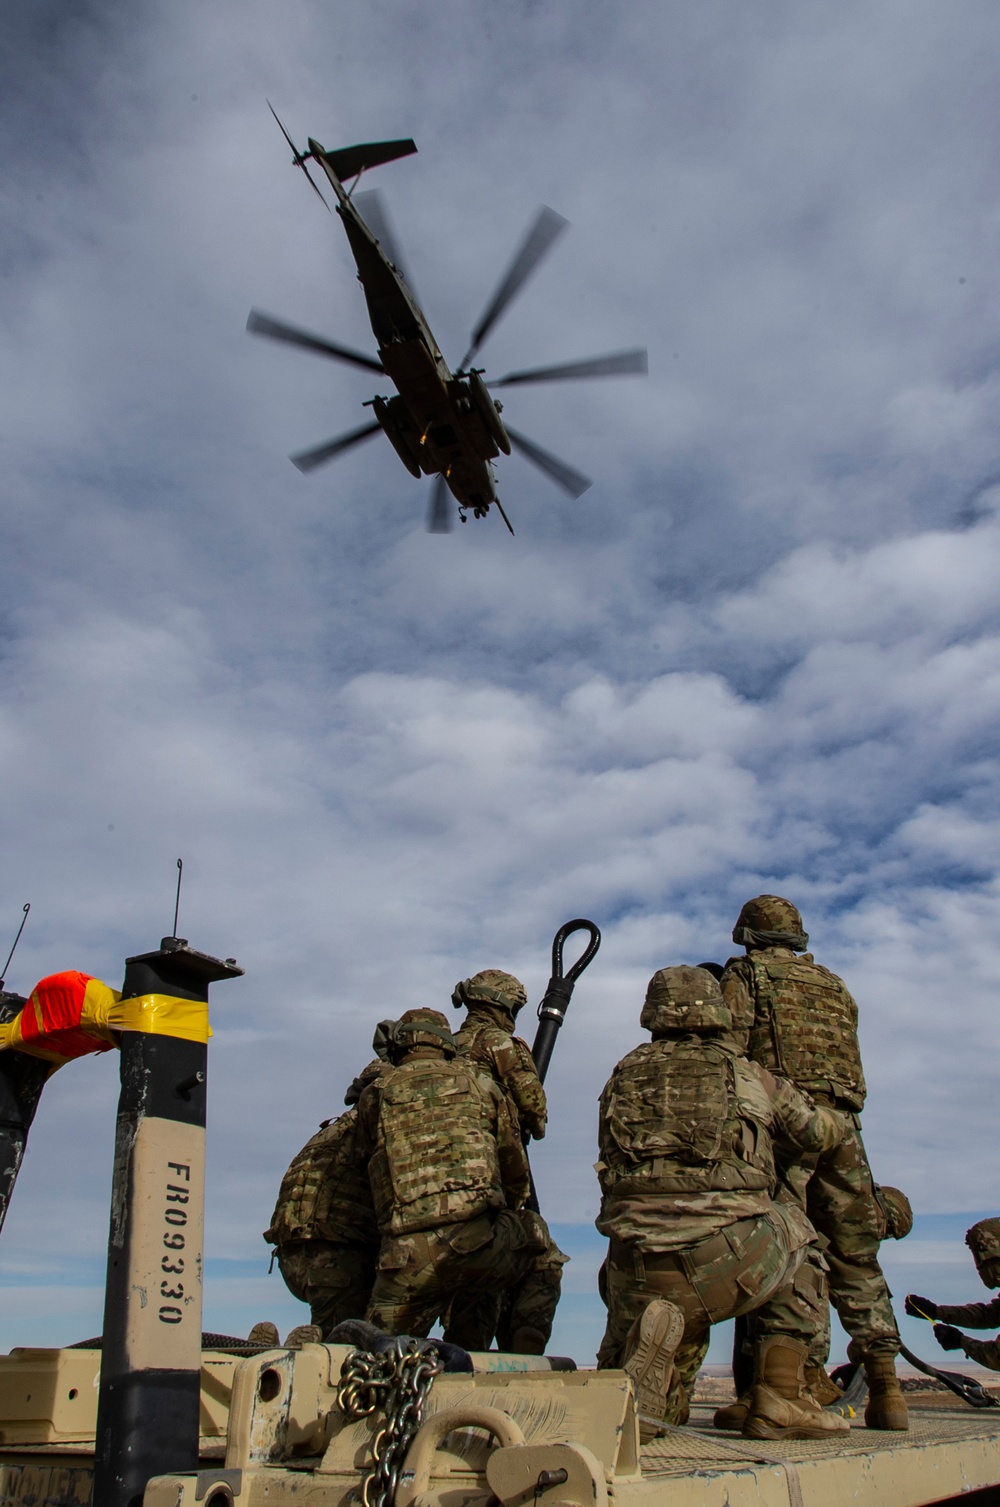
[369, 1058, 501, 1236]
[746, 954, 866, 1110]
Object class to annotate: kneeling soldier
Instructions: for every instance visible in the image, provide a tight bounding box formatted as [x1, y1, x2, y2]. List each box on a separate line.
[907, 1218, 1000, 1372]
[357, 1008, 547, 1342]
[596, 966, 850, 1442]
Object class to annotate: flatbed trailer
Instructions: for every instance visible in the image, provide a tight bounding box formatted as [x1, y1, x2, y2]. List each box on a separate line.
[2, 1343, 999, 1507]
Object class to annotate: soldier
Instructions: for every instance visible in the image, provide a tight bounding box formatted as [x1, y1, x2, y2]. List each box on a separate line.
[595, 965, 850, 1442]
[451, 969, 567, 1353]
[264, 1058, 385, 1336]
[784, 1184, 914, 1413]
[452, 969, 547, 1139]
[875, 1185, 914, 1244]
[356, 1008, 548, 1343]
[906, 1218, 1000, 1371]
[720, 894, 907, 1430]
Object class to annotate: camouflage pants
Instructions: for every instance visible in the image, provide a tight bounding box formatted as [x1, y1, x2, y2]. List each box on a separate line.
[770, 1114, 900, 1363]
[597, 1204, 821, 1425]
[446, 1216, 568, 1352]
[366, 1209, 538, 1340]
[277, 1239, 376, 1337]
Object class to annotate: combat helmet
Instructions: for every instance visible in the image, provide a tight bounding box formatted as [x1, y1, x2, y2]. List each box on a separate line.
[966, 1218, 1000, 1285]
[452, 968, 528, 1018]
[733, 894, 809, 953]
[373, 1008, 457, 1062]
[875, 1186, 913, 1241]
[640, 965, 732, 1036]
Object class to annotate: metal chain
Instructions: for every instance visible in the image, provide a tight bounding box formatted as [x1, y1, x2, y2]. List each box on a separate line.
[338, 1341, 443, 1507]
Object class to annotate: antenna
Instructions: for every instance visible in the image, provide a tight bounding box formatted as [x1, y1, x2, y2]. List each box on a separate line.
[172, 860, 183, 939]
[0, 903, 30, 991]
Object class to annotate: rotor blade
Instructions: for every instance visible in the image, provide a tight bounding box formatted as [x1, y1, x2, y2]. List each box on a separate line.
[267, 99, 304, 159]
[354, 190, 413, 290]
[290, 419, 382, 474]
[505, 424, 592, 499]
[267, 101, 330, 211]
[461, 206, 569, 368]
[247, 310, 384, 373]
[491, 347, 648, 387]
[427, 473, 452, 532]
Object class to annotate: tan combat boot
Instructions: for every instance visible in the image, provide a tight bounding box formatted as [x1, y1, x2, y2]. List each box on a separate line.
[713, 1393, 749, 1431]
[247, 1321, 280, 1347]
[622, 1299, 685, 1444]
[863, 1353, 909, 1430]
[743, 1336, 851, 1440]
[805, 1361, 844, 1407]
[285, 1324, 323, 1348]
[715, 1363, 839, 1431]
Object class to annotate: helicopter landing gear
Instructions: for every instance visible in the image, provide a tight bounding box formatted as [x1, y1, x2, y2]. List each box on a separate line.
[458, 502, 490, 522]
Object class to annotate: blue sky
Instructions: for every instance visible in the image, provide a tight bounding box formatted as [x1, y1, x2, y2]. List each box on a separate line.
[2, 1, 1000, 1365]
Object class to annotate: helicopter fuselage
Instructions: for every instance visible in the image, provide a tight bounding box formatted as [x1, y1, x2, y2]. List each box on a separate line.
[313, 140, 509, 518]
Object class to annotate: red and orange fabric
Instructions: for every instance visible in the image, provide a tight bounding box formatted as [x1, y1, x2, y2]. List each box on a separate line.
[0, 972, 211, 1067]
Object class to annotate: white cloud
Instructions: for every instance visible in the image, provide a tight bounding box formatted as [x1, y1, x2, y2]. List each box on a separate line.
[2, 0, 1000, 1362]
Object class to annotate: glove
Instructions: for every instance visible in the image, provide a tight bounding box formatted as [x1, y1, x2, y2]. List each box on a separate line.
[905, 1293, 939, 1320]
[933, 1323, 964, 1352]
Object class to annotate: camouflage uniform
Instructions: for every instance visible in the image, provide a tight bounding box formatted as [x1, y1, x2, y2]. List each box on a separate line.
[721, 895, 907, 1431]
[356, 1009, 539, 1340]
[909, 1219, 1000, 1372]
[265, 1060, 384, 1335]
[595, 967, 845, 1427]
[451, 969, 566, 1352]
[453, 970, 547, 1139]
[806, 1184, 913, 1376]
[720, 900, 900, 1365]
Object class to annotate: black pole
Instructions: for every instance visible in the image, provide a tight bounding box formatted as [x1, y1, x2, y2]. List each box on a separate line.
[0, 992, 51, 1237]
[93, 937, 242, 1507]
[523, 920, 600, 1215]
[530, 919, 600, 1083]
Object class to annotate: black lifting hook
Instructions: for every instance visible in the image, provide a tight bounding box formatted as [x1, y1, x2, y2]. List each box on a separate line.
[530, 918, 601, 1085]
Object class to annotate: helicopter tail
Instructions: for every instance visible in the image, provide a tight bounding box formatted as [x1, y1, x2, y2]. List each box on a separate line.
[308, 137, 417, 184]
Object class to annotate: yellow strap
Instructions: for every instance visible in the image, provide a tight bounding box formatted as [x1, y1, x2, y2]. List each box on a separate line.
[106, 992, 212, 1044]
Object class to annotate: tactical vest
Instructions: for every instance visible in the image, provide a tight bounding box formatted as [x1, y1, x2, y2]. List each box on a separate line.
[599, 1038, 776, 1196]
[744, 953, 866, 1110]
[368, 1057, 501, 1236]
[265, 1108, 377, 1247]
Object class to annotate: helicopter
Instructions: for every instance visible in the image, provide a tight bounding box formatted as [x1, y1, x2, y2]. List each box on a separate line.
[248, 112, 648, 534]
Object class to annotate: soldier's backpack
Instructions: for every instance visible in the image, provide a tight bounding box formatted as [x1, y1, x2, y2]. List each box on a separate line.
[744, 954, 866, 1109]
[368, 1057, 500, 1236]
[599, 1038, 776, 1195]
[264, 1107, 377, 1250]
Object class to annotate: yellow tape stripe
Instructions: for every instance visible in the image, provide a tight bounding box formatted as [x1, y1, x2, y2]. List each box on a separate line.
[73, 980, 211, 1042]
[109, 992, 212, 1043]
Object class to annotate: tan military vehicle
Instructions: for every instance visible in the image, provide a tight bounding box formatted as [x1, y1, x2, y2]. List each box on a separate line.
[2, 938, 1000, 1507]
[3, 1318, 1000, 1507]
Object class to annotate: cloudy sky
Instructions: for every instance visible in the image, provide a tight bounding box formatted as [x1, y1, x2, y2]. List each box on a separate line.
[2, 0, 1000, 1365]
